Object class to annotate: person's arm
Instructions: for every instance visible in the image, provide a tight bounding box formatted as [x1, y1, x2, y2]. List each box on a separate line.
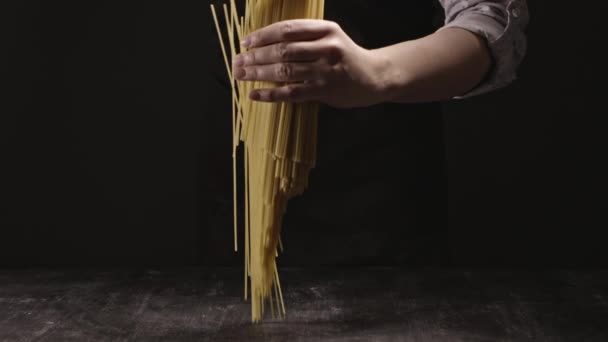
[371, 27, 492, 103]
[233, 1, 528, 108]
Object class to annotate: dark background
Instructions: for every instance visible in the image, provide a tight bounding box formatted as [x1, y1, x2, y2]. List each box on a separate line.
[2, 1, 606, 267]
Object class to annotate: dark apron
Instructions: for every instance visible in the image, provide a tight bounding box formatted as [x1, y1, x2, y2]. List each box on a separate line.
[280, 0, 450, 266]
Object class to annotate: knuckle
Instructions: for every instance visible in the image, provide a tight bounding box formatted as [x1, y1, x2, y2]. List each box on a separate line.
[327, 20, 341, 32]
[248, 33, 258, 46]
[325, 42, 340, 56]
[276, 42, 289, 61]
[324, 39, 344, 62]
[281, 22, 294, 38]
[276, 63, 292, 81]
[326, 41, 341, 54]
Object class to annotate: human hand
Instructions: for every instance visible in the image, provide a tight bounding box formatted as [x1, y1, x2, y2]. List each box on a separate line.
[233, 19, 389, 108]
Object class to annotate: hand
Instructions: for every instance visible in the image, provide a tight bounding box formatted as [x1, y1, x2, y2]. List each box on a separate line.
[233, 20, 388, 108]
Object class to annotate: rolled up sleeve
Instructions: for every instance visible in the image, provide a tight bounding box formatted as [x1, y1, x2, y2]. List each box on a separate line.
[438, 0, 529, 98]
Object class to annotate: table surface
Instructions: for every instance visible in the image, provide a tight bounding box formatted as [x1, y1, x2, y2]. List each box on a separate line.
[1, 267, 607, 341]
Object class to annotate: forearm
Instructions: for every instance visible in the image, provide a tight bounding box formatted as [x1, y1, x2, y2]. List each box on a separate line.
[371, 27, 492, 103]
[233, 19, 504, 107]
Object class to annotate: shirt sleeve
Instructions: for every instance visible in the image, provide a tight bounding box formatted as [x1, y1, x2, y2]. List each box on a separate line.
[437, 0, 529, 98]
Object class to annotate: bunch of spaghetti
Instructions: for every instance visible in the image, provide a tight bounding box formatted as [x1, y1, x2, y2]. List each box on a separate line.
[211, 0, 324, 322]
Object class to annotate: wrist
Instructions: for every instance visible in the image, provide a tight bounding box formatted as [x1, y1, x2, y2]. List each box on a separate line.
[362, 48, 391, 105]
[365, 46, 413, 105]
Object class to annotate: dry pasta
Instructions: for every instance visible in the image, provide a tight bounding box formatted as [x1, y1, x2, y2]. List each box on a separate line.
[211, 0, 324, 322]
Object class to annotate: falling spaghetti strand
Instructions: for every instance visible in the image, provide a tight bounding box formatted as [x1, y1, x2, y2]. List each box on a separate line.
[211, 0, 324, 322]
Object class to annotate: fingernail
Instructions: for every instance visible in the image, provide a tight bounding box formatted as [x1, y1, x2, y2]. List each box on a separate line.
[234, 68, 246, 79]
[240, 37, 251, 47]
[250, 91, 260, 100]
[233, 55, 244, 67]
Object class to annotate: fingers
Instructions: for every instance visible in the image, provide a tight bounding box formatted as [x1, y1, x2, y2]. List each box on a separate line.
[235, 20, 342, 103]
[235, 62, 324, 83]
[241, 19, 338, 48]
[250, 83, 320, 103]
[234, 41, 337, 66]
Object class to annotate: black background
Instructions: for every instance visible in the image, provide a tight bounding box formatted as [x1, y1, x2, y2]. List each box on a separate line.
[2, 1, 606, 267]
